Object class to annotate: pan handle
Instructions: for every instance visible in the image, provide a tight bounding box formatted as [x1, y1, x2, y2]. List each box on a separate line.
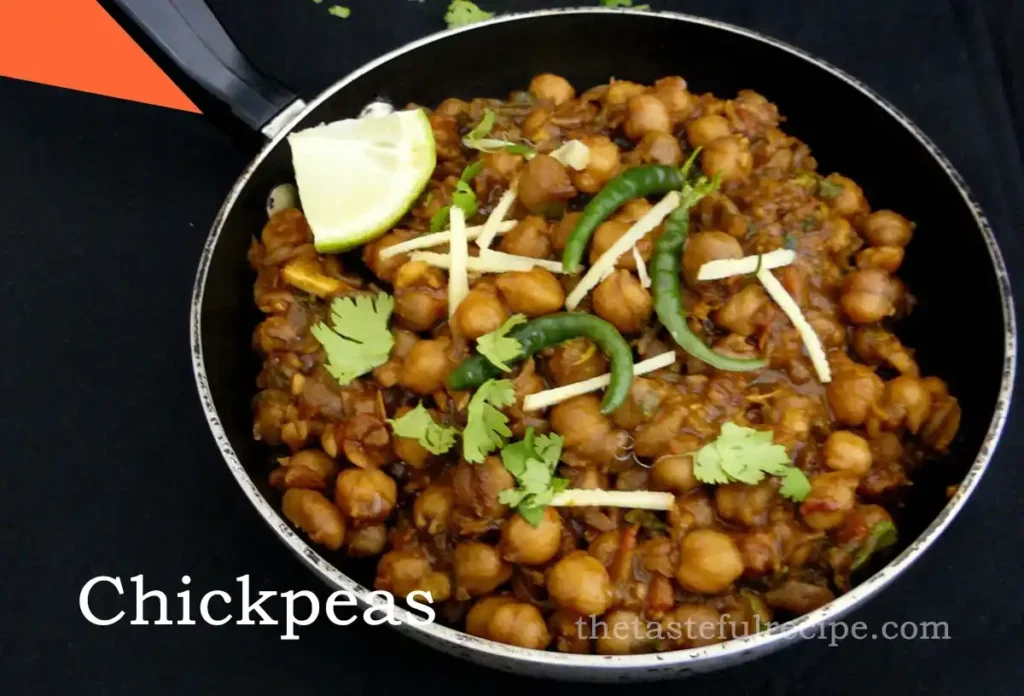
[107, 0, 305, 136]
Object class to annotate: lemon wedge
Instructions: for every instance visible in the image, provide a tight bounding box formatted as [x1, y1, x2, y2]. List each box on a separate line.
[287, 109, 435, 252]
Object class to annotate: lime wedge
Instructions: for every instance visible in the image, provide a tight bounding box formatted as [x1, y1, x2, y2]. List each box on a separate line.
[287, 109, 436, 253]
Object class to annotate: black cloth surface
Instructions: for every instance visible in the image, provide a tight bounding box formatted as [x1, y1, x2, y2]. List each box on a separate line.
[2, 0, 1023, 693]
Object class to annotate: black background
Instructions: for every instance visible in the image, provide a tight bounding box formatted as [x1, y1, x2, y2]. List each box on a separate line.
[2, 0, 1023, 693]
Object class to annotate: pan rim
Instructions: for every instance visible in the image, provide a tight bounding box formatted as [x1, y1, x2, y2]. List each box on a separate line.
[190, 7, 1017, 677]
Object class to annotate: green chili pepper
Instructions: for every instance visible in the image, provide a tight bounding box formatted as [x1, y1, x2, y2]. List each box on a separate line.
[448, 313, 634, 414]
[561, 164, 685, 273]
[651, 176, 769, 372]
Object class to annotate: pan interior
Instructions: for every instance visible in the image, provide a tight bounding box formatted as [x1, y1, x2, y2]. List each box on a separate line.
[196, 9, 1008, 666]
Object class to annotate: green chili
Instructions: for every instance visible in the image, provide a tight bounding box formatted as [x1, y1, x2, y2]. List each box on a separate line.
[651, 178, 769, 372]
[561, 164, 685, 273]
[448, 313, 634, 414]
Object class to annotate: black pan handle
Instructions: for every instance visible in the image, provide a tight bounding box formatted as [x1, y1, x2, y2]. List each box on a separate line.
[107, 0, 303, 134]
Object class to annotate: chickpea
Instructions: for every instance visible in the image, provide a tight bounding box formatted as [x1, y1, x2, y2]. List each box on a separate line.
[387, 431, 428, 470]
[413, 484, 453, 534]
[686, 114, 731, 148]
[628, 131, 683, 167]
[714, 482, 776, 527]
[334, 467, 397, 523]
[701, 135, 753, 182]
[604, 80, 646, 105]
[523, 105, 553, 143]
[362, 231, 409, 283]
[546, 339, 608, 385]
[613, 198, 654, 225]
[281, 489, 346, 550]
[624, 94, 672, 141]
[498, 216, 552, 259]
[452, 289, 508, 339]
[399, 339, 450, 395]
[465, 595, 516, 637]
[856, 246, 905, 273]
[501, 508, 563, 565]
[660, 604, 723, 649]
[482, 150, 524, 180]
[588, 530, 621, 566]
[589, 220, 652, 270]
[375, 548, 429, 596]
[529, 73, 575, 105]
[650, 454, 699, 494]
[682, 230, 743, 287]
[823, 431, 872, 475]
[551, 212, 581, 252]
[435, 98, 468, 117]
[392, 416, 431, 469]
[885, 376, 932, 433]
[861, 210, 913, 247]
[487, 602, 552, 650]
[272, 449, 338, 490]
[452, 456, 515, 518]
[597, 609, 654, 655]
[592, 270, 652, 334]
[675, 529, 744, 594]
[346, 523, 387, 557]
[551, 394, 626, 465]
[611, 377, 665, 430]
[841, 269, 897, 324]
[571, 135, 621, 193]
[823, 174, 869, 218]
[800, 473, 859, 530]
[549, 608, 591, 654]
[376, 548, 451, 602]
[394, 294, 446, 333]
[715, 284, 772, 337]
[518, 154, 576, 215]
[669, 491, 716, 534]
[827, 363, 884, 426]
[653, 76, 694, 122]
[496, 267, 565, 317]
[547, 551, 613, 615]
[453, 541, 512, 597]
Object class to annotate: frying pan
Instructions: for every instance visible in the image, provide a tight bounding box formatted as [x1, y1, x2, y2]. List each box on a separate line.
[111, 1, 1016, 681]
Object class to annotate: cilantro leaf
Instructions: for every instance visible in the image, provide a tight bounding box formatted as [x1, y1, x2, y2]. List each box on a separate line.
[776, 467, 812, 502]
[463, 379, 516, 463]
[445, 0, 493, 28]
[692, 422, 811, 501]
[465, 110, 496, 141]
[388, 403, 458, 455]
[310, 292, 394, 385]
[850, 519, 898, 571]
[476, 314, 526, 371]
[498, 428, 566, 526]
[429, 161, 482, 232]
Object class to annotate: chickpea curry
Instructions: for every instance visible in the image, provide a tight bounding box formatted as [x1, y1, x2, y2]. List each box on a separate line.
[248, 72, 961, 653]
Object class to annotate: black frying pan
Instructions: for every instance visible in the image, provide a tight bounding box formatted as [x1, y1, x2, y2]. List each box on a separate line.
[110, 0, 1015, 681]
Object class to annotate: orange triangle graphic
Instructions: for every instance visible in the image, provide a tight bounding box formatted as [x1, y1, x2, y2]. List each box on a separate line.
[0, 0, 200, 112]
